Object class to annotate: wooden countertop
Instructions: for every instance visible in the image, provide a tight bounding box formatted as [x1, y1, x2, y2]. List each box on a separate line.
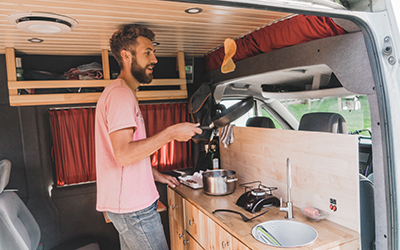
[172, 183, 360, 250]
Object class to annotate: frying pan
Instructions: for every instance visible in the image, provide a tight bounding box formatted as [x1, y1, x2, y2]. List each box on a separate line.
[201, 96, 254, 130]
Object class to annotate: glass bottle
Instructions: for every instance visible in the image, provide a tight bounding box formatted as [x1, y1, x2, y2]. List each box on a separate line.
[210, 144, 219, 169]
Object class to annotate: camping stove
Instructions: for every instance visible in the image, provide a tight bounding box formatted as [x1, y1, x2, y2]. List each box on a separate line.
[236, 181, 280, 213]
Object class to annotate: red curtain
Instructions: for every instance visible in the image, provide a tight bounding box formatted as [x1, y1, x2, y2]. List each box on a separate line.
[205, 15, 347, 72]
[140, 103, 193, 172]
[49, 108, 96, 186]
[49, 103, 192, 186]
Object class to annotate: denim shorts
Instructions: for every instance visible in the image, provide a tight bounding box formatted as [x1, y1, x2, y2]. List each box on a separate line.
[106, 200, 168, 250]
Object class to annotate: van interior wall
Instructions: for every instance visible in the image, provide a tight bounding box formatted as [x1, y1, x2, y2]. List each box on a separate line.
[0, 54, 120, 249]
[0, 54, 207, 250]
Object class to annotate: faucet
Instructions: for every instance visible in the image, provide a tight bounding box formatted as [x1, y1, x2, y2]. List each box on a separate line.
[280, 158, 294, 219]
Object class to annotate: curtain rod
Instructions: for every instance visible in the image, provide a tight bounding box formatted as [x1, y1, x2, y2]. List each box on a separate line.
[48, 101, 188, 111]
[139, 100, 188, 105]
[49, 105, 96, 111]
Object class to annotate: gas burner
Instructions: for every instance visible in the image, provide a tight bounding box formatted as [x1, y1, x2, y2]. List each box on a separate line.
[251, 188, 266, 197]
[236, 181, 280, 213]
[241, 181, 277, 196]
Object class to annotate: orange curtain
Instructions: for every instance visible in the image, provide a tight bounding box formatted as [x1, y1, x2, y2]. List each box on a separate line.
[49, 108, 96, 186]
[140, 103, 193, 172]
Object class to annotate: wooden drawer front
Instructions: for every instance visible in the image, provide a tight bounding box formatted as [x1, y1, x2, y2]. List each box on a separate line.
[184, 200, 207, 247]
[170, 225, 186, 250]
[206, 217, 251, 250]
[206, 217, 233, 250]
[185, 233, 205, 250]
[168, 187, 184, 230]
[231, 238, 251, 250]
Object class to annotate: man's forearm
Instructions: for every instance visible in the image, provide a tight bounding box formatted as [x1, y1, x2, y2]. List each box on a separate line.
[110, 122, 201, 166]
[112, 127, 174, 166]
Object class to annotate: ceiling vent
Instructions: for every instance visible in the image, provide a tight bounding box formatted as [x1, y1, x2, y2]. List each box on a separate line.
[8, 12, 78, 35]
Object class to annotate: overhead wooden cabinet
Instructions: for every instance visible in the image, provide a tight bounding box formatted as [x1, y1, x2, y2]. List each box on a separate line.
[5, 48, 188, 106]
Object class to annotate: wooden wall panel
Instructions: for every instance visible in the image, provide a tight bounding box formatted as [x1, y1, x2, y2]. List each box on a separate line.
[219, 126, 360, 232]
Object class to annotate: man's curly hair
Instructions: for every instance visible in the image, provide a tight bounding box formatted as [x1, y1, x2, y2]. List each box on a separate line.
[110, 24, 155, 69]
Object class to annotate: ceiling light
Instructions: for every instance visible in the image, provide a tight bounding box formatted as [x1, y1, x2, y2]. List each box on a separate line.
[185, 7, 203, 14]
[8, 12, 78, 35]
[28, 38, 44, 43]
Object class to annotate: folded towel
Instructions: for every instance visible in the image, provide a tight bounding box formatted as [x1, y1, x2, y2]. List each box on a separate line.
[220, 124, 234, 147]
[192, 171, 204, 183]
[77, 62, 103, 72]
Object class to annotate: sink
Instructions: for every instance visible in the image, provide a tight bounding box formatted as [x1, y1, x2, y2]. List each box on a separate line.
[252, 220, 318, 247]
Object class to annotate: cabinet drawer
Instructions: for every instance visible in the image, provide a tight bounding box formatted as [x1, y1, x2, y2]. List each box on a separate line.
[168, 187, 184, 231]
[206, 217, 250, 250]
[185, 233, 205, 250]
[168, 187, 185, 250]
[170, 224, 186, 250]
[184, 199, 207, 247]
[231, 238, 251, 250]
[206, 217, 232, 250]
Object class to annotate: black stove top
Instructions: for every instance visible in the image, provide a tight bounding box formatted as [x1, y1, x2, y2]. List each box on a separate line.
[236, 181, 280, 213]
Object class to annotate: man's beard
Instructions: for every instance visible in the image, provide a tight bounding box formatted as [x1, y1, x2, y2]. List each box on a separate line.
[130, 56, 154, 84]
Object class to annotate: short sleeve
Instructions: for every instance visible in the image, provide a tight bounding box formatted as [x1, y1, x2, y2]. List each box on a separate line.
[106, 86, 138, 134]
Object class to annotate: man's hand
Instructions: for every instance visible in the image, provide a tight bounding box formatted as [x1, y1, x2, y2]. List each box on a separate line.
[152, 167, 180, 188]
[169, 123, 202, 142]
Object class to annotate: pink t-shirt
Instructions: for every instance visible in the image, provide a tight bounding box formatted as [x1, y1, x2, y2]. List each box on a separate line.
[95, 78, 159, 213]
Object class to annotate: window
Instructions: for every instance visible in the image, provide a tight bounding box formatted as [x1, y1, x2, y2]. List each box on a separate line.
[282, 95, 371, 136]
[220, 95, 371, 136]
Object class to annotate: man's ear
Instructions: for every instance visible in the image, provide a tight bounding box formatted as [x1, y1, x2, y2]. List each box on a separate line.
[120, 50, 131, 62]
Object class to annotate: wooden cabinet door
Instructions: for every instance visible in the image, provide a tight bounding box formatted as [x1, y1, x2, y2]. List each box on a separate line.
[170, 225, 186, 250]
[184, 233, 205, 250]
[206, 217, 250, 250]
[231, 238, 251, 250]
[184, 199, 207, 248]
[206, 217, 233, 250]
[168, 187, 185, 250]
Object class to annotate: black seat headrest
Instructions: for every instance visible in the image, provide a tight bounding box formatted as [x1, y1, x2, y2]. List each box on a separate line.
[246, 117, 275, 128]
[298, 112, 348, 134]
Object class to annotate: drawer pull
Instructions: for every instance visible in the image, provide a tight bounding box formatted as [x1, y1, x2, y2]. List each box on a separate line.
[172, 205, 176, 209]
[221, 241, 230, 248]
[189, 220, 192, 226]
[183, 240, 189, 245]
[179, 234, 184, 239]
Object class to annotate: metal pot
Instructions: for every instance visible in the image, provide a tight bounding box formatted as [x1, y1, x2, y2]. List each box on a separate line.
[202, 169, 238, 196]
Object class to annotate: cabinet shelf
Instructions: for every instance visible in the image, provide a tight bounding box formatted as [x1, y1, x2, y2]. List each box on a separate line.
[6, 48, 187, 106]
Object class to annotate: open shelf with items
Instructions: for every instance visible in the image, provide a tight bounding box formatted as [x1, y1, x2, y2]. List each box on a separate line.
[5, 48, 187, 106]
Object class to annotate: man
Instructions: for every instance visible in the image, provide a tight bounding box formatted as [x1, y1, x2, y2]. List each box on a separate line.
[95, 24, 201, 250]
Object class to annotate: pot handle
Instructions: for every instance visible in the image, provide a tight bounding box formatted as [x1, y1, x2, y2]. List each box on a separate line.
[225, 177, 238, 183]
